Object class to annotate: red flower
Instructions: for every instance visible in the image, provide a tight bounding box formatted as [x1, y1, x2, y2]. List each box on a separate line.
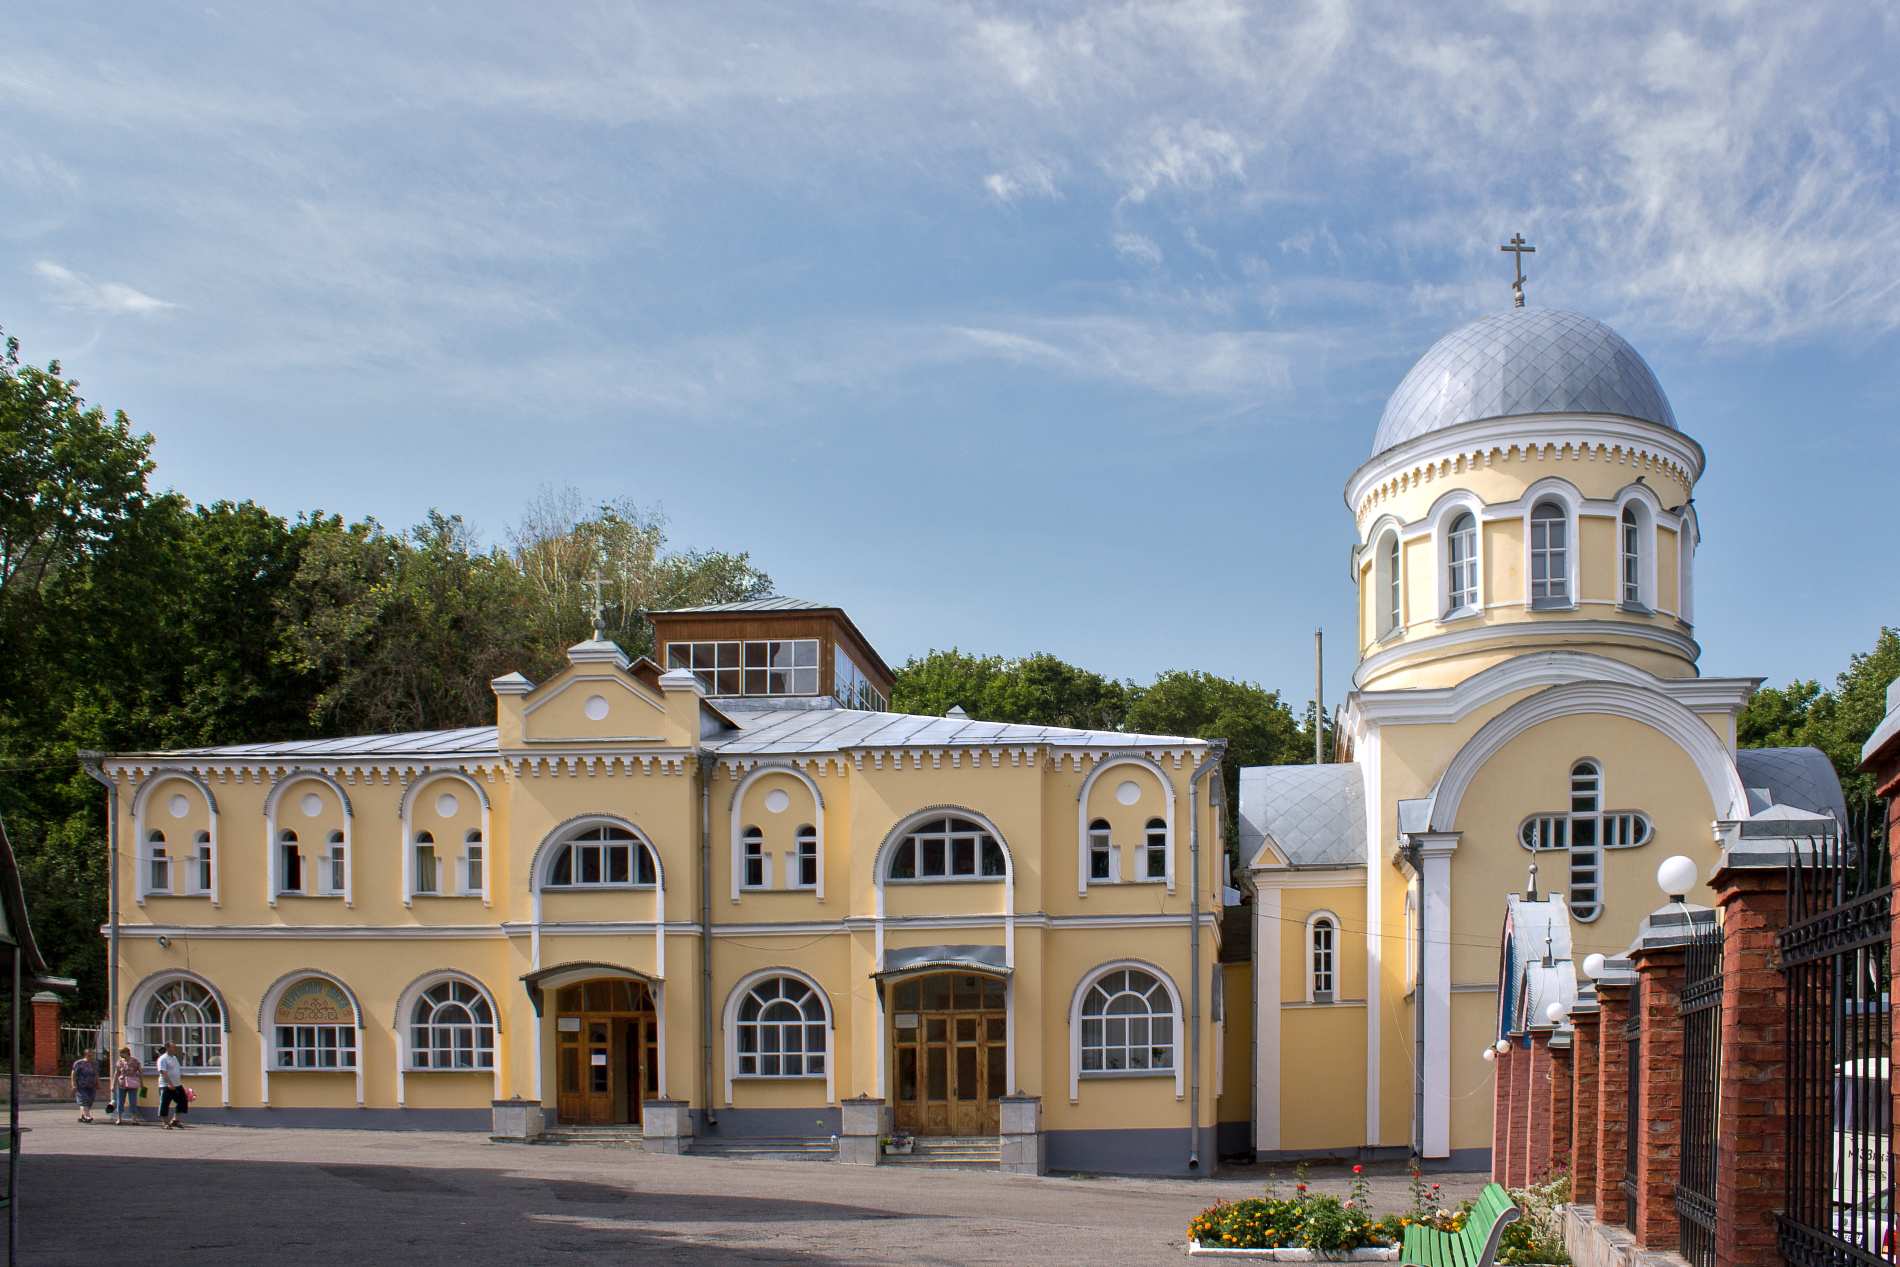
[1354, 1165, 1364, 1174]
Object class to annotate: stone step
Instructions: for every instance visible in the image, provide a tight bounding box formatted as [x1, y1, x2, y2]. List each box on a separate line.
[884, 1135, 1002, 1168]
[689, 1136, 837, 1161]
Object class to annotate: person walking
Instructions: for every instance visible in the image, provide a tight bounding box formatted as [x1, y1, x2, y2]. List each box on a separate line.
[111, 1046, 143, 1125]
[156, 1042, 188, 1129]
[70, 1049, 99, 1123]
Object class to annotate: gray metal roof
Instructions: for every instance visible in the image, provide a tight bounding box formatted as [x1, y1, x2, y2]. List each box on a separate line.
[1735, 746, 1847, 823]
[1239, 764, 1366, 868]
[113, 709, 1199, 761]
[1373, 307, 1677, 456]
[657, 597, 832, 614]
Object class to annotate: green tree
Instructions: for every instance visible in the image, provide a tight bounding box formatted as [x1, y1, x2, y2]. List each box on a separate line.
[890, 649, 1132, 731]
[1738, 627, 1900, 805]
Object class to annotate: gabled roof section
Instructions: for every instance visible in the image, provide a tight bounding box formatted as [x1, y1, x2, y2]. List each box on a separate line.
[1736, 747, 1847, 823]
[1239, 764, 1366, 869]
[660, 597, 832, 614]
[136, 727, 501, 759]
[709, 706, 1203, 755]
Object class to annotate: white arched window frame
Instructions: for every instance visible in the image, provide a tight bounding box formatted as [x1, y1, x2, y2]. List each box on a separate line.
[1305, 910, 1339, 1003]
[393, 970, 503, 1105]
[1520, 483, 1581, 611]
[126, 970, 231, 1106]
[130, 771, 220, 907]
[262, 774, 353, 908]
[1428, 493, 1486, 622]
[1517, 757, 1652, 924]
[727, 762, 826, 903]
[1074, 755, 1177, 896]
[740, 826, 769, 889]
[1067, 960, 1185, 1102]
[721, 967, 835, 1106]
[1087, 819, 1114, 883]
[1613, 486, 1661, 613]
[1676, 504, 1698, 626]
[398, 772, 492, 907]
[1374, 528, 1403, 639]
[528, 816, 669, 983]
[792, 824, 818, 889]
[257, 970, 365, 1108]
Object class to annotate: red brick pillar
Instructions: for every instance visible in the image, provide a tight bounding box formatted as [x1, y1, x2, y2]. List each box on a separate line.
[1571, 1008, 1600, 1206]
[1491, 1043, 1512, 1184]
[1627, 941, 1687, 1250]
[1507, 1040, 1530, 1185]
[31, 992, 61, 1076]
[1593, 982, 1631, 1224]
[1709, 866, 1790, 1267]
[1526, 1034, 1555, 1180]
[1546, 1038, 1573, 1181]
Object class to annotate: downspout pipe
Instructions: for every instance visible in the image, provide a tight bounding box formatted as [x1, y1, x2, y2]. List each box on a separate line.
[1188, 742, 1226, 1173]
[697, 752, 717, 1129]
[80, 754, 118, 1055]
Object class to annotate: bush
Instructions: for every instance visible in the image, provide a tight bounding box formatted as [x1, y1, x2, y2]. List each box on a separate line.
[1499, 1166, 1571, 1265]
[1188, 1166, 1394, 1252]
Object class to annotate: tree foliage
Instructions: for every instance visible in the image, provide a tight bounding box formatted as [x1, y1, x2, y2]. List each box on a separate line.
[1738, 626, 1900, 805]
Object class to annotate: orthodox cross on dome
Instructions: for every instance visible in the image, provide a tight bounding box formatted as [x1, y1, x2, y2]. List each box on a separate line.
[1500, 234, 1536, 307]
[585, 569, 608, 640]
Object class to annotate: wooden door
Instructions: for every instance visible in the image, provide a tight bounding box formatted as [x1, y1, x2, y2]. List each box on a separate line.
[891, 973, 1006, 1136]
[553, 979, 656, 1126]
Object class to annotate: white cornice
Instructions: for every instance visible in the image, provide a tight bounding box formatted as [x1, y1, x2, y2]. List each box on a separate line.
[1344, 413, 1706, 520]
[1349, 650, 1755, 727]
[1351, 622, 1703, 691]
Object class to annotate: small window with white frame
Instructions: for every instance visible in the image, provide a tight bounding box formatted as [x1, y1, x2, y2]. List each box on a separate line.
[147, 830, 170, 893]
[1375, 531, 1402, 638]
[546, 824, 658, 888]
[1088, 819, 1113, 881]
[278, 830, 303, 894]
[1309, 915, 1337, 1002]
[667, 639, 820, 697]
[191, 831, 213, 894]
[1446, 511, 1478, 615]
[1620, 505, 1645, 609]
[409, 979, 495, 1070]
[321, 830, 346, 895]
[463, 831, 485, 893]
[1529, 502, 1570, 607]
[793, 825, 818, 888]
[1143, 818, 1168, 880]
[742, 825, 768, 888]
[414, 832, 440, 894]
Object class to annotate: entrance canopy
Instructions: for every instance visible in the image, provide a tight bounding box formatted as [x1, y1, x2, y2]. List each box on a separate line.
[876, 944, 1008, 978]
[520, 962, 655, 1017]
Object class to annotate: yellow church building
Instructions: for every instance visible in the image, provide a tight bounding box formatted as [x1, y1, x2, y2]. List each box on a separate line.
[91, 600, 1231, 1175]
[1239, 304, 1845, 1169]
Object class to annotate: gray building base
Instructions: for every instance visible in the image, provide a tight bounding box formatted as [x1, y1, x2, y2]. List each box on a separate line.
[1043, 1125, 1219, 1177]
[117, 1106, 493, 1131]
[689, 1107, 842, 1138]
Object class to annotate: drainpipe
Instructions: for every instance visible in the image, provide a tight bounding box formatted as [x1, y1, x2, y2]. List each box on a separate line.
[80, 754, 118, 1054]
[1188, 742, 1226, 1173]
[697, 752, 717, 1128]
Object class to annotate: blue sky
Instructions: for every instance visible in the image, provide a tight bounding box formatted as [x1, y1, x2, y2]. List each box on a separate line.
[4, 0, 1897, 707]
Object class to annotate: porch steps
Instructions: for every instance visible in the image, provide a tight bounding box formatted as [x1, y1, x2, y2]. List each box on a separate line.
[882, 1135, 1000, 1170]
[688, 1135, 838, 1162]
[531, 1125, 648, 1149]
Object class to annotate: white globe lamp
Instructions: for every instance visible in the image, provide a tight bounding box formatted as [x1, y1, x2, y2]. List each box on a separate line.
[1494, 1039, 1510, 1054]
[1545, 1001, 1565, 1024]
[1481, 1048, 1497, 1062]
[1582, 953, 1606, 979]
[1656, 855, 1700, 902]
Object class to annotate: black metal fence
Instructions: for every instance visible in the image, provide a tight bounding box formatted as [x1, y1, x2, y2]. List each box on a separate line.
[1677, 922, 1723, 1267]
[1780, 801, 1894, 1267]
[1623, 1009, 1641, 1231]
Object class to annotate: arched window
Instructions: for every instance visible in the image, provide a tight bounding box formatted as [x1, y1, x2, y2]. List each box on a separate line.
[1088, 819, 1112, 882]
[410, 979, 495, 1070]
[272, 977, 357, 1069]
[322, 830, 346, 895]
[794, 825, 818, 889]
[142, 979, 221, 1069]
[547, 824, 657, 888]
[147, 830, 170, 893]
[1079, 969, 1175, 1073]
[464, 830, 485, 893]
[192, 831, 212, 894]
[1621, 505, 1642, 607]
[734, 977, 826, 1077]
[414, 831, 439, 894]
[1518, 759, 1652, 923]
[742, 825, 767, 888]
[1529, 502, 1569, 606]
[1375, 531, 1402, 637]
[278, 830, 302, 894]
[1143, 818, 1168, 880]
[888, 817, 1005, 880]
[1447, 512, 1478, 614]
[1310, 916, 1337, 1002]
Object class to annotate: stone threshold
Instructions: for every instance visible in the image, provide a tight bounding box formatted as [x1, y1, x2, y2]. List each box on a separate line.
[1564, 1203, 1693, 1267]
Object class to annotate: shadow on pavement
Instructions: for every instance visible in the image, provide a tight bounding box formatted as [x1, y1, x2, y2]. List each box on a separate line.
[26, 1153, 930, 1265]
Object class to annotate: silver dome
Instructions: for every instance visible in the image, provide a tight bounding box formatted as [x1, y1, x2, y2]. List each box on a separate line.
[1371, 307, 1676, 456]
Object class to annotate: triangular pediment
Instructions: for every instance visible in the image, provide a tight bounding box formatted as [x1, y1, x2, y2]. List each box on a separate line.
[521, 670, 669, 744]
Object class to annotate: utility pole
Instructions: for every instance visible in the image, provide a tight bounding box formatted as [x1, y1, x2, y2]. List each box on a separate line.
[1314, 628, 1324, 765]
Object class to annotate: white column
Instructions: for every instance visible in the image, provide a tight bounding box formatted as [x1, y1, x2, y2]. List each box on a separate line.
[1414, 830, 1461, 1159]
[1254, 885, 1281, 1154]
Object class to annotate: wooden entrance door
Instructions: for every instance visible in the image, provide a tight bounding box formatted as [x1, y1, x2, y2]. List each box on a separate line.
[891, 973, 1006, 1136]
[554, 979, 657, 1126]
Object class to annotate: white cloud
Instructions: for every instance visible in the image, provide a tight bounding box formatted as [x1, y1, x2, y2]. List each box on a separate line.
[1115, 233, 1163, 266]
[33, 262, 175, 316]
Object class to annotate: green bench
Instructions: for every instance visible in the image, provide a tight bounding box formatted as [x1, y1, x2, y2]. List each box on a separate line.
[1400, 1182, 1521, 1267]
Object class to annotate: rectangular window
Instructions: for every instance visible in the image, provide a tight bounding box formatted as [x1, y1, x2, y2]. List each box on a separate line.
[1089, 826, 1112, 881]
[465, 844, 484, 893]
[795, 830, 818, 887]
[744, 834, 766, 888]
[832, 647, 887, 710]
[276, 1025, 356, 1068]
[327, 843, 346, 893]
[667, 641, 742, 695]
[670, 640, 823, 697]
[195, 844, 213, 893]
[1529, 506, 1569, 603]
[149, 848, 169, 893]
[1622, 515, 1642, 605]
[415, 845, 438, 894]
[281, 843, 302, 892]
[1145, 824, 1168, 880]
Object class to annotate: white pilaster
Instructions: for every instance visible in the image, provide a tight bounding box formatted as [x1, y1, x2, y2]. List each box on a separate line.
[1254, 886, 1281, 1153]
[1414, 830, 1460, 1159]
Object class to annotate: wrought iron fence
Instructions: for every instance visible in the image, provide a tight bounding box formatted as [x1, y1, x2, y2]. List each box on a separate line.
[1622, 1010, 1641, 1230]
[1676, 922, 1723, 1267]
[1780, 800, 1894, 1267]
